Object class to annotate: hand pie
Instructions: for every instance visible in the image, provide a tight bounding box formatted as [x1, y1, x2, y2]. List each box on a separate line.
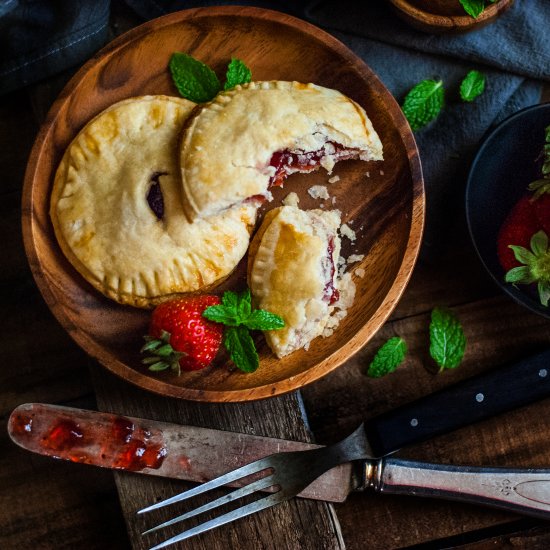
[248, 206, 342, 358]
[180, 81, 384, 220]
[51, 96, 257, 308]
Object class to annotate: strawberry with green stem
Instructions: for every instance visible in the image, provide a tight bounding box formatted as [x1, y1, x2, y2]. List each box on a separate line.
[142, 295, 223, 374]
[142, 289, 284, 375]
[498, 125, 550, 307]
[505, 230, 550, 307]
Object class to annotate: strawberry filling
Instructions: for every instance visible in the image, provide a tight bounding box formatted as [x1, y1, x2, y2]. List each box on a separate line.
[146, 171, 168, 220]
[323, 236, 340, 305]
[268, 142, 359, 188]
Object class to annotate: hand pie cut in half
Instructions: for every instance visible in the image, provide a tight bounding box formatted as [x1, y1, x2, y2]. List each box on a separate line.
[180, 81, 384, 220]
[248, 206, 344, 358]
[51, 96, 258, 308]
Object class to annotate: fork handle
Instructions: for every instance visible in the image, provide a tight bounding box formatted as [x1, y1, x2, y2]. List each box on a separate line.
[371, 458, 550, 519]
[364, 348, 550, 457]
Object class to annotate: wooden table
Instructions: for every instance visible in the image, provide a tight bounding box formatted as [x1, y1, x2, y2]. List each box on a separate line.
[2, 7, 550, 550]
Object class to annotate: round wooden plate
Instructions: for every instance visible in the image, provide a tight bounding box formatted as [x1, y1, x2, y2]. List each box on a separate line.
[22, 6, 424, 402]
[388, 0, 514, 34]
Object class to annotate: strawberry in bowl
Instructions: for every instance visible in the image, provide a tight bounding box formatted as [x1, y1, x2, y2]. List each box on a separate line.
[497, 134, 550, 308]
[466, 104, 550, 320]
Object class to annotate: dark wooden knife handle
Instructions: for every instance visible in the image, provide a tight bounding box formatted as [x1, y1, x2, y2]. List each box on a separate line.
[364, 348, 550, 458]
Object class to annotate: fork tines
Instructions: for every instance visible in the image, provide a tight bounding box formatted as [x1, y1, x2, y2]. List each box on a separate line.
[138, 456, 285, 550]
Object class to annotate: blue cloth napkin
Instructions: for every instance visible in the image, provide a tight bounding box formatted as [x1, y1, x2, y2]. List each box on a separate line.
[0, 0, 110, 95]
[2, 0, 548, 258]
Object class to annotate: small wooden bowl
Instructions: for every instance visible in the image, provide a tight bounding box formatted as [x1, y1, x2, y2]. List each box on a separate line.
[388, 0, 514, 34]
[22, 6, 424, 402]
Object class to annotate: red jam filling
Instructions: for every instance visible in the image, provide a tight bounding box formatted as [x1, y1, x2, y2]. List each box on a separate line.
[323, 236, 340, 305]
[9, 404, 168, 471]
[268, 142, 357, 188]
[146, 171, 168, 220]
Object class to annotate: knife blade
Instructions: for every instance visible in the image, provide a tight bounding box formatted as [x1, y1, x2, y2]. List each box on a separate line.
[8, 348, 550, 503]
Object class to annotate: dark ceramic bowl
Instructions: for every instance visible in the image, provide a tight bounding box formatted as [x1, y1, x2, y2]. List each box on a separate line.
[466, 102, 550, 320]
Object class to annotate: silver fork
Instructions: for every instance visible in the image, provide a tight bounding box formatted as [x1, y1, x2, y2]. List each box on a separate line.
[138, 424, 550, 549]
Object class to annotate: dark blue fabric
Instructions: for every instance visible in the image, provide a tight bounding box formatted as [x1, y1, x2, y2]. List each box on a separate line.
[0, 0, 110, 94]
[1, 0, 547, 257]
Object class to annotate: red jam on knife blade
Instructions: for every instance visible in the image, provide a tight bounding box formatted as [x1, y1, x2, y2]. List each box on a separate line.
[8, 403, 167, 471]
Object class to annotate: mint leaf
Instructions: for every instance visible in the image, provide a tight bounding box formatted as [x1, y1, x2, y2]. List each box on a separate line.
[221, 290, 239, 310]
[459, 0, 485, 18]
[202, 304, 240, 326]
[402, 79, 444, 131]
[169, 52, 221, 103]
[367, 337, 407, 378]
[243, 309, 285, 331]
[224, 326, 259, 373]
[460, 70, 486, 102]
[224, 58, 252, 91]
[237, 288, 252, 318]
[429, 307, 466, 371]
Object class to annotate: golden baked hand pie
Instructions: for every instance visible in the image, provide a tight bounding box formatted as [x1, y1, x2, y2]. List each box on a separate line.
[180, 81, 384, 220]
[51, 95, 257, 308]
[247, 206, 343, 358]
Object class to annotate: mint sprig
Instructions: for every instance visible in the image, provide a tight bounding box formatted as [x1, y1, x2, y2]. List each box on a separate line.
[429, 307, 466, 372]
[225, 58, 252, 91]
[203, 289, 284, 372]
[367, 337, 407, 378]
[401, 79, 444, 131]
[169, 53, 221, 103]
[169, 53, 252, 103]
[460, 70, 486, 102]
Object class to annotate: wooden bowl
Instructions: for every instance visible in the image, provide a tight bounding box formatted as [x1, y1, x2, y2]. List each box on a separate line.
[466, 103, 550, 321]
[388, 0, 514, 33]
[22, 6, 424, 402]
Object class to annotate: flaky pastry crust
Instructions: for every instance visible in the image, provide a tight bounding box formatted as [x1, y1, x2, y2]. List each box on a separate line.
[51, 95, 257, 308]
[248, 206, 341, 357]
[180, 81, 383, 220]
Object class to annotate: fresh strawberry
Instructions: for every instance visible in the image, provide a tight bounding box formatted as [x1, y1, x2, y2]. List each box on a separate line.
[498, 125, 550, 307]
[141, 295, 223, 374]
[497, 194, 538, 272]
[532, 187, 550, 235]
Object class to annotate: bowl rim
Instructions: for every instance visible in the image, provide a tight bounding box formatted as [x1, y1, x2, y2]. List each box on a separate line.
[465, 101, 550, 321]
[388, 0, 514, 32]
[21, 5, 425, 401]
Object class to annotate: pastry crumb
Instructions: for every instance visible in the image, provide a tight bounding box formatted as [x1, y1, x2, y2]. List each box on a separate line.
[320, 155, 336, 173]
[347, 254, 364, 264]
[380, 169, 385, 176]
[355, 267, 365, 278]
[328, 175, 340, 184]
[323, 273, 356, 338]
[282, 192, 300, 207]
[340, 223, 356, 242]
[365, 171, 370, 178]
[308, 185, 330, 200]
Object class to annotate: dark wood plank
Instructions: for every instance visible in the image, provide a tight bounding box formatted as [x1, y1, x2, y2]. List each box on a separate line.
[92, 365, 345, 550]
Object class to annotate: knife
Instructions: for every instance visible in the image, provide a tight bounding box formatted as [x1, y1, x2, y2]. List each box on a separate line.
[8, 348, 550, 503]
